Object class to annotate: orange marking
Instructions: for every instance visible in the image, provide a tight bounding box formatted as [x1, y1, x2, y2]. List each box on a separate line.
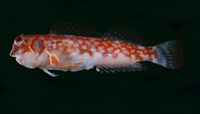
[73, 62, 84, 65]
[112, 53, 118, 59]
[30, 36, 39, 52]
[153, 48, 158, 59]
[89, 52, 94, 57]
[78, 59, 85, 61]
[51, 55, 58, 65]
[68, 65, 78, 68]
[135, 50, 143, 60]
[102, 52, 108, 57]
[123, 50, 130, 57]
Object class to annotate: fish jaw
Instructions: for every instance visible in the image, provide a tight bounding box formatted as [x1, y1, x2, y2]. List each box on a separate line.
[14, 52, 36, 69]
[12, 50, 46, 69]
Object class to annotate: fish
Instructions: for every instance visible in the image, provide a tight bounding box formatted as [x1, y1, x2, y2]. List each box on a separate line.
[9, 21, 183, 77]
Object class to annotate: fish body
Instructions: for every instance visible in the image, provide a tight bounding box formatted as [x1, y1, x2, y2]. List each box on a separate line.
[10, 22, 183, 77]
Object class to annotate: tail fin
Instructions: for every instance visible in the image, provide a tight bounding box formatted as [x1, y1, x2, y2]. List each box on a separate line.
[152, 40, 183, 69]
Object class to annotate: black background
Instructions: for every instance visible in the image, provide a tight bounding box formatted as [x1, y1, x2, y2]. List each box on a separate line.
[1, 0, 200, 114]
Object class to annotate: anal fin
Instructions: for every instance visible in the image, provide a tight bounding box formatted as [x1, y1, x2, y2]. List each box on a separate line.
[96, 62, 147, 73]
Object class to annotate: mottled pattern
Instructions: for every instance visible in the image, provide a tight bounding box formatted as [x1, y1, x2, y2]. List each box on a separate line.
[27, 34, 156, 63]
[9, 21, 182, 77]
[10, 33, 182, 77]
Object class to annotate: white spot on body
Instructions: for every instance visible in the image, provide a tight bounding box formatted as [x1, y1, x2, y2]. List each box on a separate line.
[94, 42, 100, 46]
[123, 50, 129, 55]
[53, 39, 57, 42]
[89, 38, 96, 42]
[131, 50, 135, 53]
[58, 43, 62, 47]
[74, 43, 79, 47]
[126, 45, 132, 49]
[114, 49, 120, 54]
[47, 44, 52, 50]
[140, 54, 149, 61]
[112, 43, 118, 48]
[121, 47, 127, 51]
[131, 54, 135, 60]
[137, 51, 142, 54]
[90, 48, 96, 52]
[62, 39, 73, 44]
[138, 46, 145, 50]
[53, 43, 57, 49]
[85, 41, 91, 46]
[62, 39, 68, 42]
[82, 45, 87, 49]
[118, 44, 122, 48]
[78, 39, 83, 44]
[107, 47, 114, 52]
[68, 40, 73, 44]
[101, 41, 108, 46]
[46, 41, 52, 44]
[98, 46, 104, 52]
[47, 44, 51, 47]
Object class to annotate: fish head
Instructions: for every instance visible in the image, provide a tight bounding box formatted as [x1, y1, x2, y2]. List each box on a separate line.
[9, 34, 41, 69]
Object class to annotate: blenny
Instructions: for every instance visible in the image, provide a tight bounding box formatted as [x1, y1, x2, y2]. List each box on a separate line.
[9, 21, 183, 77]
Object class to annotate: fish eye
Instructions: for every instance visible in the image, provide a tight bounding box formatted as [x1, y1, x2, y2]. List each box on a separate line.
[15, 36, 24, 45]
[16, 37, 22, 42]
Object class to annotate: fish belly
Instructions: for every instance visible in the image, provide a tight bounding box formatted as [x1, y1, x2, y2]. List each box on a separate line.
[92, 52, 133, 66]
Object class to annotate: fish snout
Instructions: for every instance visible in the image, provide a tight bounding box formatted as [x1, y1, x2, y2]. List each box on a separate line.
[9, 48, 16, 57]
[9, 46, 19, 57]
[10, 43, 20, 57]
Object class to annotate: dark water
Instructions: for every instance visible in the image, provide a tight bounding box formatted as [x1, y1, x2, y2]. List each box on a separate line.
[1, 0, 199, 113]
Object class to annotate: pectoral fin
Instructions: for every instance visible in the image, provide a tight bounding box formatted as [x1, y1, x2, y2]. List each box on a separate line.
[46, 45, 84, 69]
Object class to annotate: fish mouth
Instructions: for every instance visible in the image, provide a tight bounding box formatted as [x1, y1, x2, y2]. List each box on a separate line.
[9, 49, 19, 58]
[9, 50, 21, 64]
[9, 49, 16, 57]
[9, 53, 15, 57]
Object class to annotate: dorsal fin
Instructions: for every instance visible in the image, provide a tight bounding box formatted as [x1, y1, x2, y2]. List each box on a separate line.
[102, 26, 148, 46]
[96, 62, 148, 73]
[50, 21, 102, 37]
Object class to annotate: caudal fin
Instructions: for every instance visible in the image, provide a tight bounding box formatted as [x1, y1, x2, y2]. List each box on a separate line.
[152, 40, 183, 69]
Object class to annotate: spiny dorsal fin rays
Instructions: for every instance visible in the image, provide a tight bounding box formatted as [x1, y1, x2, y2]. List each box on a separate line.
[50, 21, 147, 46]
[50, 21, 102, 37]
[102, 26, 148, 46]
[96, 62, 148, 73]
